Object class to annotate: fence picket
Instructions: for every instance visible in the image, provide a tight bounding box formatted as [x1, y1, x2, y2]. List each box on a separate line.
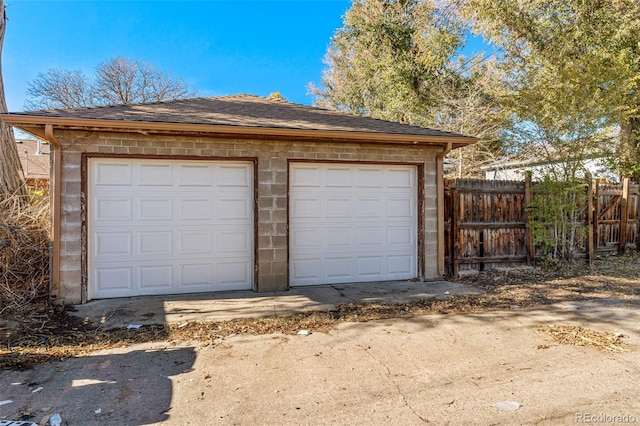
[444, 178, 639, 276]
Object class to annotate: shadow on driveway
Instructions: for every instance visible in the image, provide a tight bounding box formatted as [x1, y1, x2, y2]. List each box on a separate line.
[72, 280, 482, 329]
[0, 345, 195, 425]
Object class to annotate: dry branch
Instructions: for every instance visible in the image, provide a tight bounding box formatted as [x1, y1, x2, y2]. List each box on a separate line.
[538, 325, 628, 353]
[0, 186, 50, 314]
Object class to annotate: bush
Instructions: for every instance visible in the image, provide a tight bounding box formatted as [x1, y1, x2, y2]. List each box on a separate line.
[528, 177, 588, 263]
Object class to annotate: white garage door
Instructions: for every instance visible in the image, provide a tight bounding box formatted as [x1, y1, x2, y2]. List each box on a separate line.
[88, 158, 254, 299]
[289, 163, 417, 286]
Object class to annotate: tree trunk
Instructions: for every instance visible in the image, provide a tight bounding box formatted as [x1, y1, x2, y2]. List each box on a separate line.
[620, 116, 640, 182]
[0, 0, 26, 200]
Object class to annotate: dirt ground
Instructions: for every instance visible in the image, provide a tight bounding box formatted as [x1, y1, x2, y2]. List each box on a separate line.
[1, 253, 639, 425]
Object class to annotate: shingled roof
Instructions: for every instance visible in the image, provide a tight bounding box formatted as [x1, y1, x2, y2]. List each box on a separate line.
[2, 94, 476, 146]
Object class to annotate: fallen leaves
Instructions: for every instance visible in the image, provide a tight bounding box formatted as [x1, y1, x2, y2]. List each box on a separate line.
[1, 253, 639, 370]
[538, 325, 628, 353]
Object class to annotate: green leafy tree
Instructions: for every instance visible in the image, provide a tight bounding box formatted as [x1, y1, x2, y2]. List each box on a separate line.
[312, 0, 463, 124]
[456, 0, 635, 260]
[463, 0, 640, 179]
[310, 0, 509, 177]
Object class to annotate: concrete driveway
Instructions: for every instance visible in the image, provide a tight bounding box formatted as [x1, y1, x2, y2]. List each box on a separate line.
[71, 281, 482, 328]
[1, 285, 639, 425]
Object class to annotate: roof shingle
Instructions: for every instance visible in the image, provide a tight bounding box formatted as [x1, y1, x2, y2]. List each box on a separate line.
[9, 94, 474, 140]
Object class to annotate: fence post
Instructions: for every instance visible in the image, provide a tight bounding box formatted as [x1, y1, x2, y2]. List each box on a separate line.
[524, 172, 534, 264]
[637, 182, 640, 251]
[593, 179, 600, 255]
[619, 177, 630, 255]
[586, 173, 594, 266]
[451, 187, 459, 278]
[443, 179, 451, 276]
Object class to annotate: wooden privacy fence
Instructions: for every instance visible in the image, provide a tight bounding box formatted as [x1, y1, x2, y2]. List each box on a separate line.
[444, 176, 640, 276]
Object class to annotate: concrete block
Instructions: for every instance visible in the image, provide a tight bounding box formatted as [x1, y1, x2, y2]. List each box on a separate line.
[258, 249, 275, 262]
[257, 275, 287, 292]
[271, 209, 287, 223]
[59, 254, 81, 271]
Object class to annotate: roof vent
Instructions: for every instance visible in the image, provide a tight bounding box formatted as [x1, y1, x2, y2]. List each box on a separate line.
[267, 92, 286, 102]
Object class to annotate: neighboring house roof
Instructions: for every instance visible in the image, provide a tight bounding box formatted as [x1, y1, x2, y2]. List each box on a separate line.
[16, 138, 50, 179]
[481, 153, 617, 181]
[1, 95, 476, 148]
[480, 155, 566, 172]
[481, 132, 618, 176]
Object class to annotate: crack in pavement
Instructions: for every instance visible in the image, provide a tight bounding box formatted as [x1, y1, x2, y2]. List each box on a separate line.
[358, 344, 429, 424]
[331, 285, 358, 303]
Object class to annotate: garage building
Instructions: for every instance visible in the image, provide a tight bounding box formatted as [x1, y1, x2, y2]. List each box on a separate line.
[2, 95, 475, 303]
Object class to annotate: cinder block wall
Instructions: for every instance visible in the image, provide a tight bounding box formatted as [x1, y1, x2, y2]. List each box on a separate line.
[54, 130, 440, 303]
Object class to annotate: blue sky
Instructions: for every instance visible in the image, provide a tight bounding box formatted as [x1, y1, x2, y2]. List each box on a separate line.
[4, 0, 352, 111]
[4, 0, 489, 115]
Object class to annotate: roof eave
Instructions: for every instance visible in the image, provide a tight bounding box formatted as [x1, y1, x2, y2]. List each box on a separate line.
[1, 114, 478, 149]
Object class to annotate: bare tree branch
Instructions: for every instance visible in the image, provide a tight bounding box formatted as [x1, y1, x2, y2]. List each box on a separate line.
[26, 69, 94, 110]
[94, 57, 196, 105]
[25, 56, 197, 110]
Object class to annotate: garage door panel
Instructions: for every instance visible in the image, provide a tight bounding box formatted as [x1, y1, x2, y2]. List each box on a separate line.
[218, 229, 252, 252]
[325, 167, 352, 187]
[356, 169, 385, 187]
[139, 231, 173, 255]
[388, 198, 413, 217]
[218, 198, 251, 220]
[139, 266, 173, 289]
[89, 158, 254, 298]
[326, 198, 351, 217]
[179, 198, 212, 220]
[219, 165, 252, 187]
[291, 198, 321, 218]
[290, 166, 321, 187]
[94, 162, 132, 186]
[217, 262, 252, 285]
[388, 255, 413, 275]
[95, 267, 133, 291]
[326, 227, 351, 247]
[290, 163, 417, 286]
[291, 258, 321, 281]
[356, 256, 384, 277]
[388, 227, 413, 245]
[181, 264, 213, 286]
[325, 258, 352, 279]
[139, 198, 173, 220]
[139, 163, 172, 186]
[178, 164, 213, 187]
[94, 197, 132, 222]
[356, 198, 383, 217]
[357, 227, 383, 246]
[179, 231, 212, 254]
[292, 228, 322, 249]
[95, 232, 132, 257]
[388, 168, 414, 187]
